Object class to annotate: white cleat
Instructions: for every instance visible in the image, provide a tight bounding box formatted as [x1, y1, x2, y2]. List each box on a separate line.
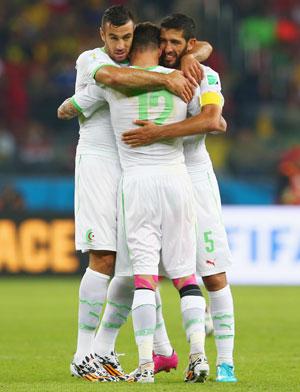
[130, 362, 154, 383]
[184, 354, 209, 383]
[93, 352, 134, 382]
[70, 355, 117, 382]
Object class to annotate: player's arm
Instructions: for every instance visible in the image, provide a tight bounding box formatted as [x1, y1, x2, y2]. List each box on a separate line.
[57, 98, 80, 120]
[122, 105, 226, 147]
[122, 66, 225, 146]
[93, 66, 195, 103]
[180, 41, 213, 85]
[188, 40, 213, 63]
[58, 51, 106, 120]
[57, 84, 106, 120]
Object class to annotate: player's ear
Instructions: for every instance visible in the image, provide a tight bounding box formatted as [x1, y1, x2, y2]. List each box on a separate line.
[100, 27, 105, 43]
[187, 38, 196, 52]
[158, 48, 162, 58]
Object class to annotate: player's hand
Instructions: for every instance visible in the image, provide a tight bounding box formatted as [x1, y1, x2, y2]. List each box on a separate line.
[57, 98, 79, 120]
[220, 116, 227, 131]
[165, 70, 195, 103]
[180, 54, 204, 85]
[122, 120, 161, 147]
[210, 116, 227, 135]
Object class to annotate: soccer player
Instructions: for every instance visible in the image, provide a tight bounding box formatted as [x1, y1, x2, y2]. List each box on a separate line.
[73, 22, 219, 383]
[122, 14, 237, 383]
[57, 5, 212, 382]
[69, 22, 226, 383]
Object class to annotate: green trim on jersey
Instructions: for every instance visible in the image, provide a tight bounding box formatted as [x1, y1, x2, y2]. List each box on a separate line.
[70, 96, 83, 113]
[100, 46, 129, 65]
[91, 63, 118, 79]
[131, 65, 171, 74]
[131, 65, 159, 71]
[119, 59, 130, 65]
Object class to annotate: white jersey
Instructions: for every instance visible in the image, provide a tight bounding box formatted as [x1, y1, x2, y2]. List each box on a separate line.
[72, 47, 128, 158]
[184, 65, 224, 167]
[102, 65, 198, 170]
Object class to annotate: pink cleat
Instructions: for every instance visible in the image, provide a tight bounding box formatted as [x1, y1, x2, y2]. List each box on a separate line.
[153, 350, 178, 374]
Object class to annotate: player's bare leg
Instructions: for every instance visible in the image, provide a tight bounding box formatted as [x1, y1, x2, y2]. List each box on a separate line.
[202, 272, 237, 382]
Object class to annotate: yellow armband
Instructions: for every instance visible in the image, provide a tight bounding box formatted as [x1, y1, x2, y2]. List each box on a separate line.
[200, 92, 223, 106]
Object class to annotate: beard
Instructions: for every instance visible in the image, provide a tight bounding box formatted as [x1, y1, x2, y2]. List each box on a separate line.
[159, 44, 187, 69]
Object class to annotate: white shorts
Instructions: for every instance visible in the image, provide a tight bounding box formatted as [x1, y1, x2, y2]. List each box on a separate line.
[115, 165, 196, 279]
[188, 161, 233, 277]
[75, 153, 121, 252]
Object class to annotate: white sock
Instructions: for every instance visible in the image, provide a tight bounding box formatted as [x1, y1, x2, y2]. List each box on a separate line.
[153, 288, 173, 356]
[181, 295, 206, 355]
[74, 267, 110, 363]
[132, 289, 156, 366]
[93, 276, 134, 355]
[208, 285, 235, 366]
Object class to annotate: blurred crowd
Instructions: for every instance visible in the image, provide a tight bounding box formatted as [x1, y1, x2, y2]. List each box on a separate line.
[0, 0, 299, 204]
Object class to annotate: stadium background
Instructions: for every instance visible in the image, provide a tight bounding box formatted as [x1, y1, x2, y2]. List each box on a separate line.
[0, 0, 299, 281]
[0, 1, 299, 391]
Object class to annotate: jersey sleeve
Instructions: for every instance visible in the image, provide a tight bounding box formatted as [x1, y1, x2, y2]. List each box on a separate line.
[85, 49, 120, 80]
[71, 84, 107, 118]
[187, 86, 201, 116]
[200, 66, 224, 107]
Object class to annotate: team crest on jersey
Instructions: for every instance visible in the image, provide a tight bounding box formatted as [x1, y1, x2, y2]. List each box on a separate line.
[85, 229, 94, 243]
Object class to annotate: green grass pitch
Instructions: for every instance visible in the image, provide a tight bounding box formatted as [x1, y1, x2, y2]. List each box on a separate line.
[0, 277, 299, 391]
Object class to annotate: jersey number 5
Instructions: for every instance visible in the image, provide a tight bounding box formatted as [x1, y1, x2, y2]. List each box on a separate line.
[204, 230, 215, 253]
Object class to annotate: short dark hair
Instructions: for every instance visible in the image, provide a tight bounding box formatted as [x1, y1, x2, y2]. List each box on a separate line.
[131, 22, 161, 53]
[160, 13, 196, 41]
[101, 5, 134, 28]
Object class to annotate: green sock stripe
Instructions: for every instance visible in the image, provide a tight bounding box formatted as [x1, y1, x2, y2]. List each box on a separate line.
[155, 321, 163, 330]
[215, 334, 234, 340]
[107, 301, 131, 311]
[102, 321, 122, 329]
[80, 299, 103, 307]
[89, 311, 99, 319]
[219, 323, 234, 329]
[116, 312, 127, 321]
[133, 303, 156, 311]
[156, 304, 162, 310]
[79, 323, 96, 331]
[184, 318, 203, 330]
[212, 314, 233, 320]
[135, 328, 155, 337]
